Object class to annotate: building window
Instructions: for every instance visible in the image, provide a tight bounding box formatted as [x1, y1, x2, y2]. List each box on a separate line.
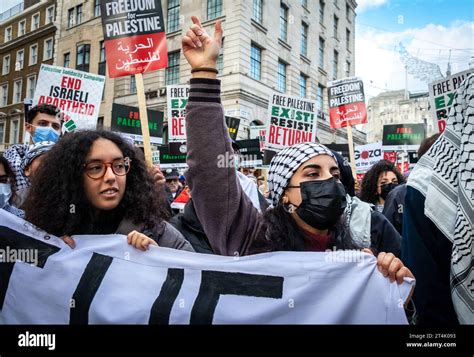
[18, 20, 26, 36]
[5, 26, 12, 42]
[0, 121, 5, 144]
[301, 22, 308, 57]
[27, 75, 36, 99]
[16, 50, 24, 70]
[319, 0, 325, 24]
[299, 73, 308, 98]
[165, 51, 180, 85]
[346, 29, 350, 50]
[76, 44, 90, 72]
[64, 53, 70, 68]
[32, 13, 40, 31]
[14, 80, 22, 104]
[317, 84, 324, 112]
[76, 5, 83, 25]
[302, 0, 308, 8]
[334, 15, 339, 38]
[11, 120, 20, 144]
[167, 0, 180, 32]
[217, 39, 224, 75]
[46, 5, 55, 24]
[1, 84, 8, 107]
[250, 43, 261, 80]
[99, 41, 106, 75]
[318, 37, 325, 68]
[252, 0, 263, 24]
[279, 4, 288, 42]
[99, 41, 106, 62]
[277, 60, 286, 92]
[44, 38, 54, 60]
[130, 75, 137, 94]
[346, 60, 351, 76]
[68, 8, 75, 27]
[207, 0, 222, 20]
[2, 55, 10, 75]
[334, 0, 338, 7]
[346, 2, 351, 20]
[29, 44, 38, 65]
[94, 0, 101, 17]
[333, 50, 338, 79]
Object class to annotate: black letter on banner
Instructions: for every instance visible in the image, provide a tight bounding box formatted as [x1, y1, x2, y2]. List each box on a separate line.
[0, 226, 60, 310]
[190, 271, 284, 324]
[70, 253, 113, 325]
[148, 268, 184, 324]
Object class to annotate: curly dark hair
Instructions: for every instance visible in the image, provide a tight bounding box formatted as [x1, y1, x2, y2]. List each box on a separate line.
[359, 160, 405, 205]
[24, 130, 169, 236]
[250, 204, 360, 253]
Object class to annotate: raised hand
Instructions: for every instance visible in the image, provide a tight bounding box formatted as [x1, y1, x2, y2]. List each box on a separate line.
[182, 16, 222, 70]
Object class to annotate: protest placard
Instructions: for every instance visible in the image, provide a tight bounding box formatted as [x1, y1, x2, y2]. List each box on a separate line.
[264, 92, 317, 153]
[111, 103, 163, 144]
[167, 85, 189, 143]
[428, 69, 473, 133]
[32, 64, 105, 131]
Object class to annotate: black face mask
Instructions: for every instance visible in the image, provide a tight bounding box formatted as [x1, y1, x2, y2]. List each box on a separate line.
[288, 177, 347, 230]
[380, 183, 398, 200]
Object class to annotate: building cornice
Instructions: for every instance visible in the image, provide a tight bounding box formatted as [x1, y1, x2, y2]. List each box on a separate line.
[0, 23, 55, 52]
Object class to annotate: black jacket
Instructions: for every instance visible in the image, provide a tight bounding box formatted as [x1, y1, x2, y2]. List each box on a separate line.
[169, 200, 214, 254]
[382, 184, 407, 235]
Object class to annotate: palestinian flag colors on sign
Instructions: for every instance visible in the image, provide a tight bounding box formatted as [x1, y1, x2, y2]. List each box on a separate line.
[100, 0, 168, 78]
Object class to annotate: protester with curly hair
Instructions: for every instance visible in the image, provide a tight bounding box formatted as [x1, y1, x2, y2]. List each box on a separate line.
[23, 130, 194, 252]
[359, 160, 405, 212]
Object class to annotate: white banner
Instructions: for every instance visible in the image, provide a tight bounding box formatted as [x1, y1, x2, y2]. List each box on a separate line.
[167, 85, 189, 143]
[355, 142, 383, 173]
[0, 211, 413, 324]
[32, 64, 105, 131]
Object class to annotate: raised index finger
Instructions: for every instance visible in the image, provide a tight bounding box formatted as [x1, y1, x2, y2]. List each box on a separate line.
[191, 15, 202, 28]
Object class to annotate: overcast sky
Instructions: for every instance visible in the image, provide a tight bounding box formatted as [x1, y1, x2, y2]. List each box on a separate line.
[355, 0, 474, 98]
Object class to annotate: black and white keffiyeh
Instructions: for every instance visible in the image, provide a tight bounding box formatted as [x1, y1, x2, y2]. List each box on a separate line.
[268, 142, 336, 206]
[408, 74, 473, 324]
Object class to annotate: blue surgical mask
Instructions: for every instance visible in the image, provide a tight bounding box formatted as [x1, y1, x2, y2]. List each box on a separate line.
[32, 126, 60, 143]
[0, 183, 12, 208]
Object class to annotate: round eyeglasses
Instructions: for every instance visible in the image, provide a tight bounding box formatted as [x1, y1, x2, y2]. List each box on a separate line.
[83, 157, 131, 179]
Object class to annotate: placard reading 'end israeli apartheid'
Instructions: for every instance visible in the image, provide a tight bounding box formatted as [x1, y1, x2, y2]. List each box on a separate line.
[328, 77, 367, 129]
[264, 92, 318, 152]
[111, 103, 163, 144]
[32, 64, 105, 131]
[0, 210, 413, 324]
[382, 124, 425, 151]
[100, 0, 168, 77]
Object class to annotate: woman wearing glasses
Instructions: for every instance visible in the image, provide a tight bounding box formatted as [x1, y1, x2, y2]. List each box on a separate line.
[23, 130, 194, 252]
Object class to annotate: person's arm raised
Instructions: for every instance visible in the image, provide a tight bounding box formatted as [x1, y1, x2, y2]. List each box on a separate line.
[182, 17, 263, 256]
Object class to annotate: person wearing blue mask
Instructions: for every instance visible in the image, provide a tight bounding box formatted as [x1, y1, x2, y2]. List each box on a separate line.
[3, 104, 62, 207]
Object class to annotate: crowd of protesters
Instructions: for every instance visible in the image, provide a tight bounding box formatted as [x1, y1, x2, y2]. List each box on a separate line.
[1, 16, 471, 326]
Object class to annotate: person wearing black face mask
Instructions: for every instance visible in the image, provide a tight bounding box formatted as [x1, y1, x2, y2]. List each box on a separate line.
[360, 160, 405, 213]
[181, 16, 415, 289]
[286, 178, 347, 231]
